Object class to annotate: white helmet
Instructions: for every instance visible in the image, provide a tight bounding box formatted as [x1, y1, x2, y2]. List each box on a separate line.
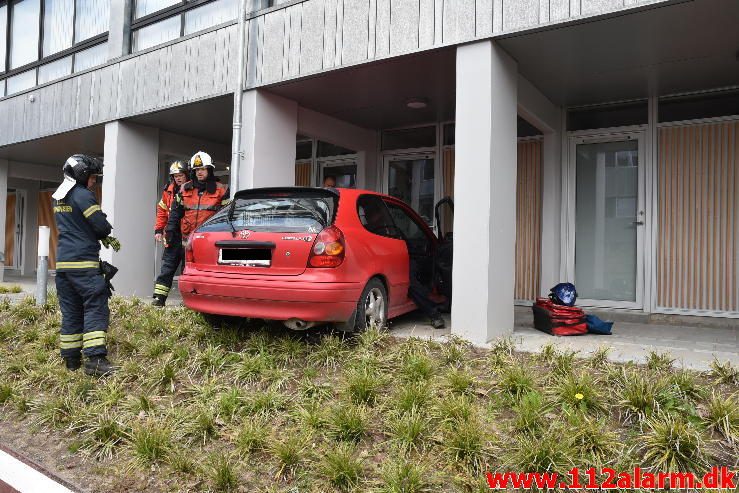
[190, 151, 214, 170]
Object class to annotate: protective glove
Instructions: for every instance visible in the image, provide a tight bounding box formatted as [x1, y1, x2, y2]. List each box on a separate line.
[101, 236, 121, 252]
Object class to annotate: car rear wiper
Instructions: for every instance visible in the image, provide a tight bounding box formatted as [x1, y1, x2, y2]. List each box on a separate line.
[290, 200, 326, 227]
[227, 199, 238, 237]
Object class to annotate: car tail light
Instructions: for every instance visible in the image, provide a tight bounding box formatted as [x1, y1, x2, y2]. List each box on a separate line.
[185, 237, 195, 263]
[308, 226, 345, 268]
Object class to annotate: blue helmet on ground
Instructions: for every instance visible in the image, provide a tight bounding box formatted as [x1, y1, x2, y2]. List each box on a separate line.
[549, 282, 578, 306]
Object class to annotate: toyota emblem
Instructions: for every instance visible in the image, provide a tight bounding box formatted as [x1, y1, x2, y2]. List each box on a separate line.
[239, 229, 251, 239]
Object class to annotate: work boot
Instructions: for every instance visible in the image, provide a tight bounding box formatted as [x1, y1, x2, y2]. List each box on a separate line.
[85, 356, 115, 377]
[152, 294, 167, 307]
[430, 315, 446, 329]
[64, 356, 81, 371]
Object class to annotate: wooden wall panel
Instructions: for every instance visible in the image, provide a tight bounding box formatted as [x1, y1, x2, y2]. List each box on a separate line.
[657, 121, 738, 313]
[295, 162, 312, 186]
[515, 140, 542, 301]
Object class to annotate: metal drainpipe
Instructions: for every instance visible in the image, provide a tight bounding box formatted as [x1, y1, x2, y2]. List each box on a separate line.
[230, 0, 249, 194]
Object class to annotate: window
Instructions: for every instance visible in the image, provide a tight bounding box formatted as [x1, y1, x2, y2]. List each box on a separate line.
[6, 69, 36, 95]
[42, 0, 74, 56]
[384, 200, 433, 257]
[296, 140, 312, 160]
[37, 55, 72, 83]
[135, 0, 180, 19]
[659, 90, 739, 123]
[567, 101, 648, 131]
[0, 4, 7, 73]
[131, 0, 238, 53]
[317, 141, 354, 158]
[74, 0, 109, 42]
[382, 126, 436, 151]
[357, 195, 400, 239]
[9, 0, 41, 69]
[0, 0, 109, 98]
[72, 42, 106, 72]
[132, 16, 180, 52]
[184, 0, 237, 35]
[0, 79, 5, 96]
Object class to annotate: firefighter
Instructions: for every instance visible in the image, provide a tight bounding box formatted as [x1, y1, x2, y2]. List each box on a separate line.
[164, 151, 229, 270]
[51, 154, 115, 377]
[152, 160, 189, 306]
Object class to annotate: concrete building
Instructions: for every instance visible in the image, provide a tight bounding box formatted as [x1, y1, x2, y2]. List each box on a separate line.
[0, 0, 737, 343]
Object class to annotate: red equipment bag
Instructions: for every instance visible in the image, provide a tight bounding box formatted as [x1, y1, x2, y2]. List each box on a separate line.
[532, 298, 587, 336]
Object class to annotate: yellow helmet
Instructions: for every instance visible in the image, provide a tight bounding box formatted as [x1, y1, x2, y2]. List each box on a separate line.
[169, 160, 188, 175]
[190, 151, 214, 169]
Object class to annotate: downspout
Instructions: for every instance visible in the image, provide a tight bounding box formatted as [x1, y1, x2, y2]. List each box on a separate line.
[230, 0, 249, 194]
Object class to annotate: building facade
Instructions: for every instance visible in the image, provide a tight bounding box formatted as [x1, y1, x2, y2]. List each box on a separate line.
[0, 0, 737, 343]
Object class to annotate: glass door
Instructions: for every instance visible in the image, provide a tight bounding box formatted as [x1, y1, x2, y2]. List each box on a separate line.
[383, 153, 437, 227]
[318, 158, 358, 188]
[566, 132, 645, 309]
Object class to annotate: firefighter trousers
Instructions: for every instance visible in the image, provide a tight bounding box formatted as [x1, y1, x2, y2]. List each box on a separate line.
[56, 271, 110, 359]
[153, 240, 184, 299]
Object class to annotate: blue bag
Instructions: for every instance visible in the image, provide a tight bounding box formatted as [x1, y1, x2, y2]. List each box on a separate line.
[585, 314, 613, 335]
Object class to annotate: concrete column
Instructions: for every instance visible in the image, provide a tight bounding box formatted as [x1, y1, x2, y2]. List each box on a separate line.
[238, 89, 298, 189]
[102, 121, 159, 296]
[0, 159, 7, 282]
[452, 40, 518, 345]
[108, 0, 133, 59]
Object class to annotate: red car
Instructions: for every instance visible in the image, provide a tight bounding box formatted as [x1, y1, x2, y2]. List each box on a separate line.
[178, 187, 445, 331]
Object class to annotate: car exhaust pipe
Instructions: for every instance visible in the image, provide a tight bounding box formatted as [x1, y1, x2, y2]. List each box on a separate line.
[283, 318, 317, 331]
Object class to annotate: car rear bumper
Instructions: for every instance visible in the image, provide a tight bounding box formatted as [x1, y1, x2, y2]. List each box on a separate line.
[178, 273, 362, 322]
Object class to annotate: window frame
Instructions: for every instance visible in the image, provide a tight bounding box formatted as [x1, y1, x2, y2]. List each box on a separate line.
[130, 0, 225, 44]
[0, 0, 108, 92]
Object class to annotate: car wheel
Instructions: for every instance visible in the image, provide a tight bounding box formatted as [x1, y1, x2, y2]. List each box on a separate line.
[354, 278, 388, 332]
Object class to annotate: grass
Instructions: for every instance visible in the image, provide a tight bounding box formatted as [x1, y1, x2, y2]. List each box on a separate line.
[0, 284, 22, 294]
[0, 296, 736, 492]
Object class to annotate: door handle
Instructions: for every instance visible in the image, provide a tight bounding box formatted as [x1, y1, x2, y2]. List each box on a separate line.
[633, 221, 644, 225]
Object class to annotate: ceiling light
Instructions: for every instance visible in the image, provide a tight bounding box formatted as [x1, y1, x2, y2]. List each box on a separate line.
[406, 97, 429, 109]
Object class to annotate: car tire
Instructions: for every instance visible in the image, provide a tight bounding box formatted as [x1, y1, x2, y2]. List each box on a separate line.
[354, 278, 388, 333]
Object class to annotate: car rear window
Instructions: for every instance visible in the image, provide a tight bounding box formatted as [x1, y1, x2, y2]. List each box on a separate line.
[198, 189, 337, 233]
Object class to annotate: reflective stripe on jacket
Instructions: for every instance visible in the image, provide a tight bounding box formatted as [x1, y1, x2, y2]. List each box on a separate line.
[166, 180, 229, 238]
[154, 182, 177, 233]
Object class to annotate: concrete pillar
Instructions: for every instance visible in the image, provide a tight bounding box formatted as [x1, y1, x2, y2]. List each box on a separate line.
[102, 121, 159, 296]
[0, 159, 7, 282]
[108, 0, 133, 59]
[238, 89, 298, 189]
[452, 40, 518, 345]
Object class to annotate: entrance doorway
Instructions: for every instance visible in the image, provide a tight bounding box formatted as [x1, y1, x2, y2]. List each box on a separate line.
[383, 153, 437, 227]
[566, 131, 646, 309]
[318, 158, 358, 188]
[4, 190, 25, 271]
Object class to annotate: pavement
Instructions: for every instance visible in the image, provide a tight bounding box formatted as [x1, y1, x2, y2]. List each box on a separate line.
[2, 275, 737, 371]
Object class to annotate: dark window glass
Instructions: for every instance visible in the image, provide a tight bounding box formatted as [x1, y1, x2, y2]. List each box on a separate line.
[567, 101, 648, 131]
[296, 140, 312, 160]
[357, 195, 400, 238]
[518, 116, 543, 137]
[659, 90, 739, 123]
[382, 126, 436, 150]
[10, 0, 41, 69]
[316, 140, 354, 158]
[442, 123, 454, 146]
[384, 200, 432, 256]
